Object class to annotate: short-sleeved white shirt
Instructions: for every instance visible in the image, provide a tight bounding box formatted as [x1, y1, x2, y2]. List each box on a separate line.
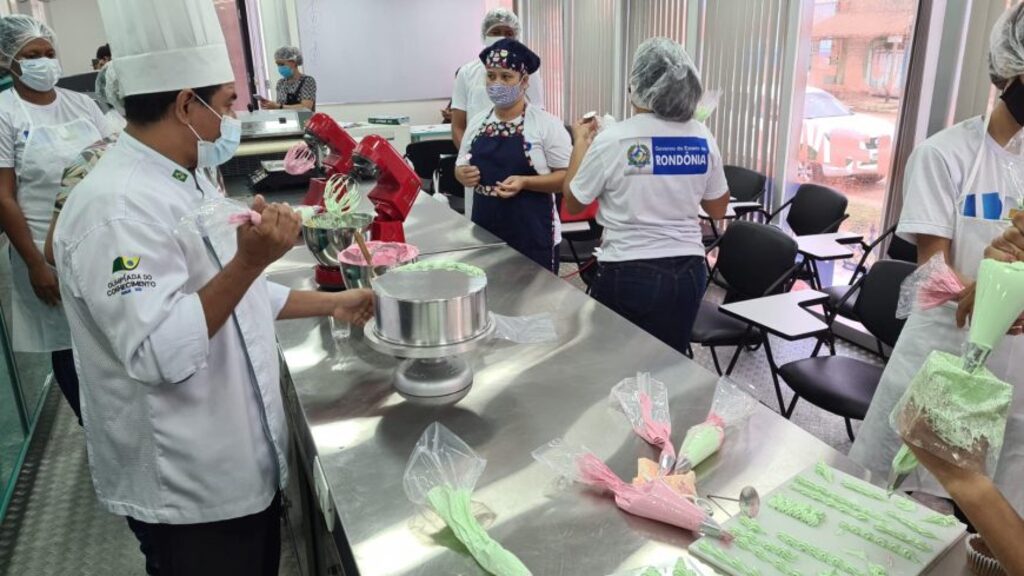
[0, 87, 111, 169]
[898, 116, 1024, 244]
[451, 59, 546, 121]
[457, 104, 571, 242]
[570, 114, 728, 262]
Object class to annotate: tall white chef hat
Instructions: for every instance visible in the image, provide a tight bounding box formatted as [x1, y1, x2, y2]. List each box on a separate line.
[98, 0, 234, 100]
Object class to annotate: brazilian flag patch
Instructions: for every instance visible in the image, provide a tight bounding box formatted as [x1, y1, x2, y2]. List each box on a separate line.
[112, 256, 141, 274]
[172, 169, 188, 182]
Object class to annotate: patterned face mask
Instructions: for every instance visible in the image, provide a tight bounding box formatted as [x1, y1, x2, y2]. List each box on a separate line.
[486, 81, 523, 109]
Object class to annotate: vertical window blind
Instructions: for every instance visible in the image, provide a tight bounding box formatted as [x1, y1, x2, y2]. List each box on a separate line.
[699, 0, 791, 185]
[564, 0, 619, 121]
[622, 0, 689, 117]
[519, 0, 567, 119]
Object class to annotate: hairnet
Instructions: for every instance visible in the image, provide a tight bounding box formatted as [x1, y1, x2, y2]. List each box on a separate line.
[0, 15, 57, 69]
[629, 37, 702, 122]
[990, 3, 1024, 88]
[481, 8, 521, 42]
[275, 46, 303, 65]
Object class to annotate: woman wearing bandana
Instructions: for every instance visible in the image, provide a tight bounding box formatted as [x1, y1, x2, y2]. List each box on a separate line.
[455, 39, 571, 273]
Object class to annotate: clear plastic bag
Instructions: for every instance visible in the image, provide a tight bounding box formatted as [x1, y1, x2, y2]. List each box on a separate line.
[610, 373, 675, 470]
[492, 313, 558, 344]
[175, 197, 259, 239]
[404, 423, 531, 576]
[693, 89, 722, 123]
[890, 350, 1013, 476]
[676, 377, 758, 473]
[896, 253, 965, 319]
[403, 422, 486, 505]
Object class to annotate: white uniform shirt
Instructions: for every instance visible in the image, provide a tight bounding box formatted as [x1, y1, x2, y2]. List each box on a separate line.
[570, 114, 729, 262]
[899, 116, 1024, 243]
[451, 59, 546, 122]
[53, 133, 291, 525]
[457, 104, 571, 243]
[0, 87, 110, 169]
[0, 88, 112, 237]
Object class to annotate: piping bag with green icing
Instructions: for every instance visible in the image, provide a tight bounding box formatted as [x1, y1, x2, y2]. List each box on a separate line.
[888, 259, 1024, 492]
[403, 423, 531, 576]
[674, 378, 759, 473]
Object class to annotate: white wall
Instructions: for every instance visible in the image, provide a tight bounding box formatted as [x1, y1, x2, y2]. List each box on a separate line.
[44, 0, 107, 76]
[319, 99, 450, 126]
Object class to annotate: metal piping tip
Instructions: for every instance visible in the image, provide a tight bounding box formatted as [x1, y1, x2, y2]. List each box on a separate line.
[674, 457, 694, 474]
[698, 517, 732, 542]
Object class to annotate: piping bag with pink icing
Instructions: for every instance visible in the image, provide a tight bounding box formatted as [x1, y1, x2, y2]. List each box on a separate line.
[611, 373, 676, 472]
[532, 439, 731, 541]
[674, 377, 758, 473]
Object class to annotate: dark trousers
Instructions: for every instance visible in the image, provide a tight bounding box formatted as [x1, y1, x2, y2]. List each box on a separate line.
[51, 349, 81, 425]
[590, 256, 707, 356]
[126, 493, 282, 576]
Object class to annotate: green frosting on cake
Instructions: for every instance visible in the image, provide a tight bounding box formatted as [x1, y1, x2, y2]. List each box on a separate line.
[768, 494, 825, 527]
[873, 522, 933, 552]
[922, 513, 958, 527]
[815, 461, 835, 484]
[777, 533, 864, 576]
[791, 477, 880, 523]
[695, 540, 762, 576]
[394, 260, 486, 277]
[672, 559, 698, 576]
[884, 511, 938, 540]
[838, 521, 921, 563]
[840, 479, 888, 502]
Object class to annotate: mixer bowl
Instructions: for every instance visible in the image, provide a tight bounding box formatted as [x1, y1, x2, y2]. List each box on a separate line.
[338, 241, 420, 290]
[301, 212, 374, 268]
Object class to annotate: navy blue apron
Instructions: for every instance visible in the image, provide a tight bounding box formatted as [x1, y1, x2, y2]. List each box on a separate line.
[469, 108, 557, 272]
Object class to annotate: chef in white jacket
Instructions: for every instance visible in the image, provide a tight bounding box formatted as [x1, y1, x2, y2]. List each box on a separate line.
[53, 1, 372, 574]
[850, 4, 1024, 521]
[0, 15, 113, 424]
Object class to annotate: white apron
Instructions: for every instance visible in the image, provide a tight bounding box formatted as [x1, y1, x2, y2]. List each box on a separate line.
[9, 96, 101, 352]
[849, 110, 1024, 515]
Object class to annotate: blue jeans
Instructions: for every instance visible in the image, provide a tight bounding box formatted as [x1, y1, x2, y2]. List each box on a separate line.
[590, 256, 707, 355]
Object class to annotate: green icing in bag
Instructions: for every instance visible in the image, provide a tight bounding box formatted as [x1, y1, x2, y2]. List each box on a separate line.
[426, 486, 531, 576]
[678, 422, 724, 470]
[966, 260, 1024, 366]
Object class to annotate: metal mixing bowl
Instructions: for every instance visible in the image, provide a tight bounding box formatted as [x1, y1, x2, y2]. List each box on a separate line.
[339, 242, 420, 290]
[301, 212, 374, 268]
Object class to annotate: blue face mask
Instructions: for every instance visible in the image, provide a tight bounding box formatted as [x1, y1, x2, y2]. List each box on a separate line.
[187, 95, 242, 168]
[486, 81, 523, 109]
[278, 65, 294, 79]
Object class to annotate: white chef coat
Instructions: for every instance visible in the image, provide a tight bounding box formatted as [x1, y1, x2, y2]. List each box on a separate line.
[451, 59, 546, 122]
[570, 113, 728, 262]
[457, 104, 571, 241]
[53, 132, 291, 525]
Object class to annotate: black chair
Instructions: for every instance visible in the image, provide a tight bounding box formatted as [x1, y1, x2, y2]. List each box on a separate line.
[435, 155, 465, 214]
[822, 224, 898, 321]
[777, 260, 916, 441]
[406, 140, 457, 194]
[724, 165, 767, 218]
[691, 222, 803, 372]
[887, 233, 918, 263]
[761, 183, 849, 236]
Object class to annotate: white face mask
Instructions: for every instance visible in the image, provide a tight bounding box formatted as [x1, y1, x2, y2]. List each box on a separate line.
[15, 57, 62, 92]
[186, 95, 242, 168]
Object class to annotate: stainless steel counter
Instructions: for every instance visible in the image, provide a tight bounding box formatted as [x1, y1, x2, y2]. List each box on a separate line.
[271, 241, 969, 576]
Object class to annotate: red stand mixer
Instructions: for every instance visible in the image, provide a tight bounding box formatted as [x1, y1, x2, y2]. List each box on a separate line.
[298, 113, 420, 289]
